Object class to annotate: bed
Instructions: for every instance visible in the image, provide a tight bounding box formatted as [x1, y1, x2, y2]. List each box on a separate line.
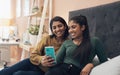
[69, 1, 120, 75]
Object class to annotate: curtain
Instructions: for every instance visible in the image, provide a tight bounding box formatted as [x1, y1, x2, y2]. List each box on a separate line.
[0, 0, 11, 19]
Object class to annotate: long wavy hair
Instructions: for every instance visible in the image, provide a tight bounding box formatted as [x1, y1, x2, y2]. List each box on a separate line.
[69, 15, 92, 64]
[50, 16, 69, 39]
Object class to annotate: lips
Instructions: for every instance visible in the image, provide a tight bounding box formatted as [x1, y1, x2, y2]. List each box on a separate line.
[55, 31, 64, 37]
[70, 33, 76, 38]
[56, 32, 62, 35]
[70, 32, 75, 36]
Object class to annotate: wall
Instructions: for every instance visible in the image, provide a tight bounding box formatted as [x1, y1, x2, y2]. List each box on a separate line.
[53, 0, 119, 22]
[15, 0, 119, 37]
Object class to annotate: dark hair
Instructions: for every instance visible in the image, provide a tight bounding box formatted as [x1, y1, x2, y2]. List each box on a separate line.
[69, 15, 92, 65]
[50, 16, 69, 39]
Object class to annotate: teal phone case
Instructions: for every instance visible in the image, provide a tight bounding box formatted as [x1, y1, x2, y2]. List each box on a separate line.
[45, 46, 57, 64]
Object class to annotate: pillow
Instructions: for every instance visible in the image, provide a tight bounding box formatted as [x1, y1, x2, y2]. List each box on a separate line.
[90, 55, 120, 75]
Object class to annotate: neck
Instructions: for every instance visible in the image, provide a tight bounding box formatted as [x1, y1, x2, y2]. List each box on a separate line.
[56, 37, 62, 40]
[73, 37, 83, 45]
[56, 37, 64, 44]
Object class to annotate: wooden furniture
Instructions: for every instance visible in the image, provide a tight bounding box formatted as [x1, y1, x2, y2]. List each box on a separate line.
[19, 43, 32, 60]
[0, 40, 19, 63]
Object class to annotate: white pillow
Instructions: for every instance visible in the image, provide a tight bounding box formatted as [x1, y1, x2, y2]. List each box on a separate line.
[90, 55, 120, 75]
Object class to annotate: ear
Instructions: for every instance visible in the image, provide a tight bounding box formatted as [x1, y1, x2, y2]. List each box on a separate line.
[81, 25, 85, 31]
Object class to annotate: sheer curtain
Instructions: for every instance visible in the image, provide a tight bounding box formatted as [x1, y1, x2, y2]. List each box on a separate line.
[0, 0, 12, 39]
[0, 0, 11, 19]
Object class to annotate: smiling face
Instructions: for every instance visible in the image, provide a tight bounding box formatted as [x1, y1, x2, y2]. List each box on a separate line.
[68, 20, 85, 39]
[52, 21, 66, 38]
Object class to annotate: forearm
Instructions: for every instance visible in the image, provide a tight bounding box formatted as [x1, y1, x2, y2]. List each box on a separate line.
[80, 63, 94, 75]
[87, 63, 94, 69]
[30, 53, 43, 65]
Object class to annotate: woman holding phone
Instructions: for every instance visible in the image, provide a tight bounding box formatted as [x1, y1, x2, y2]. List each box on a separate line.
[0, 16, 69, 75]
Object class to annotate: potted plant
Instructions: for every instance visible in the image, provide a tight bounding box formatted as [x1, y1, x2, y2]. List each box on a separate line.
[28, 24, 39, 35]
[32, 6, 39, 13]
[28, 24, 39, 46]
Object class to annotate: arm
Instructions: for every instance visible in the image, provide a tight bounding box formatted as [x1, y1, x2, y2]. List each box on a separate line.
[80, 63, 94, 75]
[88, 37, 108, 65]
[80, 37, 108, 75]
[94, 37, 108, 63]
[30, 36, 52, 66]
[56, 42, 66, 64]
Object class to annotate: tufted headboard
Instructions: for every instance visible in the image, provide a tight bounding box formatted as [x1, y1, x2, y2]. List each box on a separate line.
[69, 1, 120, 58]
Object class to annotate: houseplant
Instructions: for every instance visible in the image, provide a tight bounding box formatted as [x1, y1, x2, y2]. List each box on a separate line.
[28, 24, 39, 46]
[28, 24, 39, 35]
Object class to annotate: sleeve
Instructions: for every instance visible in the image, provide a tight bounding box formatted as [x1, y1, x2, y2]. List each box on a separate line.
[56, 42, 66, 64]
[30, 36, 49, 65]
[88, 37, 108, 65]
[94, 37, 108, 63]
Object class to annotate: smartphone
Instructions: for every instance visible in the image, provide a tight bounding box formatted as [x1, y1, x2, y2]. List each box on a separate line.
[45, 46, 57, 64]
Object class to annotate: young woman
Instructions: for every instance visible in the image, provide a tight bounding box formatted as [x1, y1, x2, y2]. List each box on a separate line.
[0, 16, 69, 75]
[45, 15, 108, 75]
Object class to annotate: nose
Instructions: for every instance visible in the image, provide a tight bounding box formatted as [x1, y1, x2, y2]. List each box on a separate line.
[55, 27, 60, 31]
[69, 28, 72, 33]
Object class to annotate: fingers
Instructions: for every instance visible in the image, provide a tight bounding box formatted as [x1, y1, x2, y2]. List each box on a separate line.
[41, 55, 55, 67]
[42, 56, 54, 62]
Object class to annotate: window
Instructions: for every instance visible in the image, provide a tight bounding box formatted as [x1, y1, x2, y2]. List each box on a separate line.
[0, 0, 11, 19]
[16, 0, 21, 17]
[23, 0, 30, 16]
[0, 0, 13, 39]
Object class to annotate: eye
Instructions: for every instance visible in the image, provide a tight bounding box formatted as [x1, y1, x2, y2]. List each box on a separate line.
[71, 25, 76, 29]
[58, 24, 63, 28]
[52, 26, 56, 30]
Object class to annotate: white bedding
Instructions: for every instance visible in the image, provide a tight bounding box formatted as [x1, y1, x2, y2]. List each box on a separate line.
[90, 55, 120, 75]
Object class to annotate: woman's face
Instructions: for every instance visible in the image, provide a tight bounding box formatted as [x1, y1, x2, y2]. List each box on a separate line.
[68, 20, 85, 39]
[52, 21, 66, 38]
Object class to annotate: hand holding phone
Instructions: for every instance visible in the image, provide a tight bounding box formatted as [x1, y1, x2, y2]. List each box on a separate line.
[45, 46, 57, 64]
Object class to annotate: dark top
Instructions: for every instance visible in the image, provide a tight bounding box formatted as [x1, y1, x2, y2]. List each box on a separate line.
[56, 37, 108, 69]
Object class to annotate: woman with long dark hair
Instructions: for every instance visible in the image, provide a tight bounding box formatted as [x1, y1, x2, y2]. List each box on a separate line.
[0, 16, 69, 75]
[45, 15, 108, 75]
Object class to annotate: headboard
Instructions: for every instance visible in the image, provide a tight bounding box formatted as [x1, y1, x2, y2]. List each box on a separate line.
[69, 1, 120, 58]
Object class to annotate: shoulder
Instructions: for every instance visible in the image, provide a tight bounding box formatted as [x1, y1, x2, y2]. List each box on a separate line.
[39, 35, 53, 43]
[64, 39, 72, 44]
[91, 37, 101, 43]
[90, 36, 104, 50]
[91, 37, 100, 41]
[62, 39, 74, 47]
[40, 35, 48, 41]
[91, 37, 103, 47]
[41, 35, 54, 40]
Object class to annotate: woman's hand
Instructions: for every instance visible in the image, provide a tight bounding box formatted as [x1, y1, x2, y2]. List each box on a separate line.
[80, 63, 94, 75]
[41, 55, 55, 67]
